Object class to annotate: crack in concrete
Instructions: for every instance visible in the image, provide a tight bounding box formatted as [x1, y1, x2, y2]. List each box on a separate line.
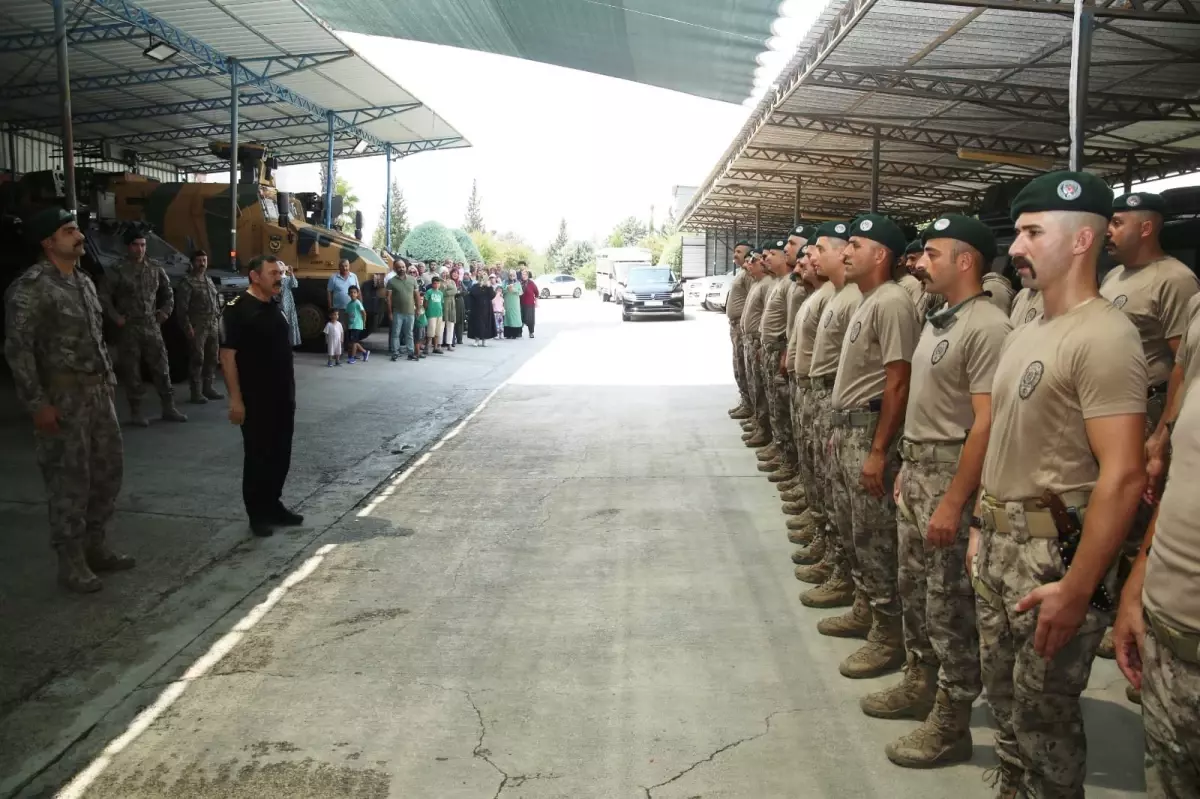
[640, 708, 805, 798]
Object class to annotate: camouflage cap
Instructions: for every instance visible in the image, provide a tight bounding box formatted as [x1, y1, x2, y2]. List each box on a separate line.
[27, 207, 75, 243]
[921, 213, 997, 262]
[848, 213, 906, 257]
[814, 220, 851, 241]
[1010, 170, 1113, 221]
[1113, 192, 1166, 214]
[790, 224, 817, 242]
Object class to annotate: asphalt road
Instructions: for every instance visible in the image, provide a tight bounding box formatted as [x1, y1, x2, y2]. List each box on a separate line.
[3, 296, 1146, 798]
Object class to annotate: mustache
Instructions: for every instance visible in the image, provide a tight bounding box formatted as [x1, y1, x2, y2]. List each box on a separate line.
[1012, 256, 1037, 277]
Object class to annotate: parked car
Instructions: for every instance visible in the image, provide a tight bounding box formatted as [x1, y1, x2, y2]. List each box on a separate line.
[703, 271, 737, 311]
[621, 266, 685, 321]
[534, 273, 584, 299]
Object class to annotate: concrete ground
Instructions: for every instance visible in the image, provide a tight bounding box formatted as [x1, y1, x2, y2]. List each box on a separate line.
[3, 296, 1146, 799]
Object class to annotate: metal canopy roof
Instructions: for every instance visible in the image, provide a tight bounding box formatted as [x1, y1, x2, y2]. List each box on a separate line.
[0, 0, 468, 174]
[301, 0, 786, 105]
[683, 0, 1200, 231]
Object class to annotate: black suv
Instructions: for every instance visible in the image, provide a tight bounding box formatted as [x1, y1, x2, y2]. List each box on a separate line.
[621, 266, 685, 322]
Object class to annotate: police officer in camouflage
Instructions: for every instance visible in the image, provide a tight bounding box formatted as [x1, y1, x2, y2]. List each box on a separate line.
[726, 241, 754, 421]
[4, 208, 132, 593]
[175, 250, 226, 405]
[103, 229, 187, 426]
[973, 171, 1148, 798]
[865, 215, 1011, 769]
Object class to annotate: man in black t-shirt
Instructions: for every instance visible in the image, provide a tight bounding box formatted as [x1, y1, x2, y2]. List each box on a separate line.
[219, 255, 302, 536]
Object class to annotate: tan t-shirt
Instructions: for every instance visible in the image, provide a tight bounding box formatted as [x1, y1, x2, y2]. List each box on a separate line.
[726, 269, 751, 320]
[982, 272, 1015, 316]
[791, 281, 834, 376]
[1177, 293, 1200, 391]
[809, 283, 862, 378]
[897, 274, 924, 308]
[1009, 287, 1044, 327]
[760, 273, 792, 341]
[784, 278, 807, 337]
[832, 281, 921, 410]
[1144, 374, 1200, 633]
[905, 299, 1012, 442]
[982, 298, 1147, 501]
[740, 274, 775, 335]
[1100, 256, 1200, 388]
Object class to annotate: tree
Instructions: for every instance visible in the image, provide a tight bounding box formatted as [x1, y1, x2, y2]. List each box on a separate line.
[333, 176, 359, 233]
[661, 207, 678, 237]
[546, 218, 569, 262]
[464, 179, 485, 233]
[470, 230, 501, 265]
[318, 160, 338, 200]
[636, 232, 667, 265]
[553, 239, 595, 276]
[450, 228, 483, 263]
[657, 233, 684, 270]
[371, 180, 410, 253]
[607, 216, 648, 248]
[400, 221, 465, 263]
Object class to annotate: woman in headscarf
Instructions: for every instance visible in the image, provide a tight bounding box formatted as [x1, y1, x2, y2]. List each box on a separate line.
[490, 274, 505, 339]
[453, 267, 467, 346]
[519, 268, 539, 339]
[278, 260, 302, 347]
[466, 271, 496, 347]
[503, 270, 523, 339]
[440, 267, 458, 352]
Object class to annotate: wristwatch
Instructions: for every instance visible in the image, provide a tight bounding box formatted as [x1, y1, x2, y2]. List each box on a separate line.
[970, 514, 983, 529]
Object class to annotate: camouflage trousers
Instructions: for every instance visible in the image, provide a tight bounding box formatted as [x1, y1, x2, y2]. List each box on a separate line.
[809, 388, 848, 576]
[1142, 614, 1200, 798]
[188, 321, 220, 388]
[791, 382, 815, 505]
[744, 335, 771, 435]
[830, 418, 901, 613]
[763, 341, 795, 468]
[896, 457, 981, 702]
[34, 383, 124, 548]
[730, 324, 750, 406]
[975, 517, 1109, 798]
[117, 320, 173, 404]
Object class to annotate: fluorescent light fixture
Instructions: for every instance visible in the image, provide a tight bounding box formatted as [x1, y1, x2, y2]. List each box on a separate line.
[957, 147, 1057, 171]
[352, 139, 369, 155]
[142, 39, 179, 62]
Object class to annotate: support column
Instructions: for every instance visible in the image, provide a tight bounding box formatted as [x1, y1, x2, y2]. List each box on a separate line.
[228, 60, 239, 270]
[754, 203, 760, 244]
[870, 131, 881, 213]
[731, 220, 738, 273]
[52, 0, 76, 212]
[1069, 4, 1094, 171]
[1124, 152, 1135, 194]
[384, 143, 393, 251]
[793, 179, 802, 227]
[324, 113, 335, 228]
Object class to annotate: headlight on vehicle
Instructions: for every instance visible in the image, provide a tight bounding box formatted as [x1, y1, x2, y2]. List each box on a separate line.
[671, 290, 684, 298]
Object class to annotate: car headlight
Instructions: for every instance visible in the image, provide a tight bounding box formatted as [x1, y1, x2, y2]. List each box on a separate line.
[671, 290, 684, 298]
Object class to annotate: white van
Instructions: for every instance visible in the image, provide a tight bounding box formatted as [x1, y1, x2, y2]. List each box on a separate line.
[595, 247, 653, 303]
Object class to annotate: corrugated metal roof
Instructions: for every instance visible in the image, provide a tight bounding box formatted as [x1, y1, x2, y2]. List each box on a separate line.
[0, 0, 467, 174]
[684, 0, 1200, 229]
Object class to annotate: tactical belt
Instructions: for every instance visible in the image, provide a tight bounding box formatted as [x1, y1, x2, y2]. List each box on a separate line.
[1148, 381, 1168, 399]
[830, 408, 877, 428]
[47, 372, 106, 390]
[809, 374, 836, 391]
[1146, 607, 1200, 665]
[899, 438, 964, 465]
[979, 492, 1090, 539]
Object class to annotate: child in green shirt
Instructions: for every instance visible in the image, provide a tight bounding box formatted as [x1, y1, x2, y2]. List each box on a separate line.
[345, 285, 369, 363]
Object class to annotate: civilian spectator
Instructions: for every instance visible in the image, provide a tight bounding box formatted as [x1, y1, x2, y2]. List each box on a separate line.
[326, 259, 358, 356]
[503, 270, 523, 339]
[278, 261, 301, 347]
[345, 285, 368, 363]
[386, 257, 419, 362]
[491, 275, 505, 338]
[324, 309, 343, 367]
[425, 275, 446, 354]
[442, 270, 459, 352]
[520, 266, 539, 339]
[467, 273, 496, 347]
[453, 267, 468, 346]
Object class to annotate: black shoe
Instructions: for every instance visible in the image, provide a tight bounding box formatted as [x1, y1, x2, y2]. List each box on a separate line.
[272, 506, 304, 526]
[250, 521, 275, 537]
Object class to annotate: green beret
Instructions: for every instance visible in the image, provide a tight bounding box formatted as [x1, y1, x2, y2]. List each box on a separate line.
[1010, 170, 1113, 221]
[764, 238, 787, 252]
[848, 213, 906, 257]
[1113, 192, 1166, 214]
[27, 207, 75, 243]
[904, 239, 923, 256]
[735, 240, 752, 249]
[921, 214, 997, 262]
[791, 224, 817, 241]
[815, 220, 851, 241]
[749, 247, 763, 257]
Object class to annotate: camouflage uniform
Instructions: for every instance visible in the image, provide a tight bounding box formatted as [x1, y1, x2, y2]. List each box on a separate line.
[104, 257, 176, 410]
[830, 421, 899, 609]
[175, 270, 222, 395]
[1141, 627, 1200, 797]
[727, 270, 752, 409]
[3, 259, 123, 549]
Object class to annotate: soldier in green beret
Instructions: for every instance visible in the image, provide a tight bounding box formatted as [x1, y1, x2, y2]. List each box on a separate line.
[972, 170, 1149, 797]
[740, 248, 775, 448]
[777, 227, 816, 518]
[726, 240, 754, 421]
[4, 208, 132, 592]
[897, 239, 925, 309]
[758, 233, 809, 487]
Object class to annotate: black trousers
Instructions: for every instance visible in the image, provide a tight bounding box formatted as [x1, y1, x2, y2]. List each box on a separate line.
[521, 305, 536, 335]
[241, 399, 295, 521]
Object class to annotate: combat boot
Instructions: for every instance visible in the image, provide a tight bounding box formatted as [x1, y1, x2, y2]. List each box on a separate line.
[800, 573, 854, 607]
[160, 395, 188, 422]
[787, 522, 815, 546]
[786, 510, 814, 532]
[757, 443, 780, 461]
[767, 466, 796, 483]
[818, 590, 870, 638]
[731, 405, 752, 420]
[791, 535, 825, 565]
[1096, 627, 1115, 659]
[758, 459, 781, 473]
[85, 541, 137, 572]
[794, 559, 832, 585]
[745, 431, 770, 448]
[780, 490, 808, 508]
[983, 762, 1023, 798]
[777, 476, 801, 493]
[839, 610, 905, 679]
[885, 688, 973, 769]
[728, 401, 747, 417]
[741, 428, 759, 442]
[202, 381, 225, 400]
[127, 401, 149, 428]
[56, 542, 102, 593]
[188, 383, 208, 404]
[781, 501, 806, 515]
[860, 654, 937, 719]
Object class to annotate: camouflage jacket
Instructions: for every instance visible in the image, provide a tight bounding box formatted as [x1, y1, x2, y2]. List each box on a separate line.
[175, 272, 221, 330]
[3, 259, 115, 412]
[104, 257, 173, 323]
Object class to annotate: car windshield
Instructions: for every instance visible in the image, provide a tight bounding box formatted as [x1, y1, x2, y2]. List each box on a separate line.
[628, 268, 674, 285]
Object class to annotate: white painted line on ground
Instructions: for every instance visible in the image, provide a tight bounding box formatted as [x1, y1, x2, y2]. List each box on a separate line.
[55, 543, 337, 799]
